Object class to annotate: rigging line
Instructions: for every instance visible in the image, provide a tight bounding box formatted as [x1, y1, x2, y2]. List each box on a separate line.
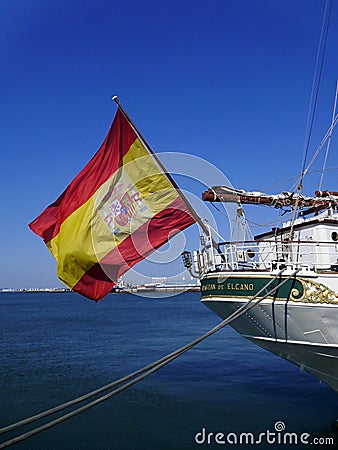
[299, 0, 332, 186]
[302, 113, 338, 178]
[201, 220, 227, 243]
[290, 0, 332, 240]
[263, 165, 338, 192]
[0, 269, 295, 448]
[211, 202, 290, 230]
[0, 263, 282, 437]
[0, 269, 302, 449]
[319, 80, 338, 190]
[245, 216, 291, 228]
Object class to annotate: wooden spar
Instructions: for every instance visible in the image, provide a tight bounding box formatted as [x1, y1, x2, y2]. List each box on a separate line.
[202, 189, 279, 205]
[315, 190, 338, 197]
[202, 186, 338, 212]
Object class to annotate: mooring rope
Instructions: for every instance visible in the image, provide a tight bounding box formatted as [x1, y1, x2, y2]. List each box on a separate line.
[0, 268, 301, 449]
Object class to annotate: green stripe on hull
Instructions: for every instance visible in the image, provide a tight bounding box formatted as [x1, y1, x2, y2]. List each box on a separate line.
[201, 275, 304, 301]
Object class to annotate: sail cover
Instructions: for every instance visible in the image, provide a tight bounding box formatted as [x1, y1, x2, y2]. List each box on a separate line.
[29, 109, 195, 301]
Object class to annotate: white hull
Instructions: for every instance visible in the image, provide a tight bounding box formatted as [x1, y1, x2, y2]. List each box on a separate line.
[202, 272, 338, 392]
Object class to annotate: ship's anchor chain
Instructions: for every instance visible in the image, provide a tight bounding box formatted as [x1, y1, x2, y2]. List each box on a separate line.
[0, 268, 300, 449]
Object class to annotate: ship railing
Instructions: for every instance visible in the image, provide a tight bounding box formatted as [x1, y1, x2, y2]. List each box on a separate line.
[203, 240, 338, 273]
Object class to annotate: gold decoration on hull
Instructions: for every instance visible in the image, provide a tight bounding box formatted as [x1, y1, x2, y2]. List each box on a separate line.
[291, 278, 338, 304]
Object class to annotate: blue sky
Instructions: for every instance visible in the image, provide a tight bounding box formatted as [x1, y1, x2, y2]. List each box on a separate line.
[1, 0, 337, 289]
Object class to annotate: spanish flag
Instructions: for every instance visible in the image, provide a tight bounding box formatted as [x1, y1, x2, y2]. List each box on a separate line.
[29, 108, 195, 300]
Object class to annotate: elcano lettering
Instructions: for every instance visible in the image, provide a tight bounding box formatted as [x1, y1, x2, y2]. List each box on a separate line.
[227, 283, 254, 291]
[202, 281, 255, 292]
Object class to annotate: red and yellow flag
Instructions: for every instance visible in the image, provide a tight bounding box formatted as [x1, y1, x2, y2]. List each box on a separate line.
[29, 109, 195, 300]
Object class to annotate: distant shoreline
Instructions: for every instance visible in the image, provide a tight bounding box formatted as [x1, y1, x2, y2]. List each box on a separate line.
[0, 285, 200, 294]
[0, 288, 70, 293]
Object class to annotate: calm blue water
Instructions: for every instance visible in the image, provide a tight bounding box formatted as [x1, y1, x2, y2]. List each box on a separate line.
[0, 292, 337, 449]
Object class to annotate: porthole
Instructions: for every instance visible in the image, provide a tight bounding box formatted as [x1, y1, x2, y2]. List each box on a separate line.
[247, 249, 255, 258]
[331, 232, 338, 241]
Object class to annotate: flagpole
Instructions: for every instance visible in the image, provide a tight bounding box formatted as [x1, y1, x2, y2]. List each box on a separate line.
[111, 96, 218, 245]
[112, 97, 206, 228]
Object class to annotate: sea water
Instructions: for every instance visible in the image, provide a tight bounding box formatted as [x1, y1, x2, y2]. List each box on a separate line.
[0, 292, 337, 449]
